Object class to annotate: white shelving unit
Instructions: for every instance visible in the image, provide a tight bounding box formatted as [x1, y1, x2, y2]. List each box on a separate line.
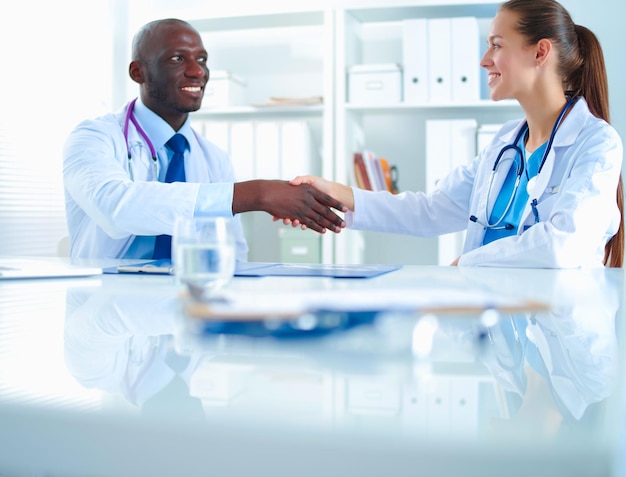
[186, 10, 336, 263]
[332, 1, 522, 265]
[125, 1, 524, 265]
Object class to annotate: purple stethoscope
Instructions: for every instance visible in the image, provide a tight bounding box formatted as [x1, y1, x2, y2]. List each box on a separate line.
[123, 98, 158, 180]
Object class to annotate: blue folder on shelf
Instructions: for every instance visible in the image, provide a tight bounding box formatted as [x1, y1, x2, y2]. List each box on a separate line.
[105, 260, 401, 279]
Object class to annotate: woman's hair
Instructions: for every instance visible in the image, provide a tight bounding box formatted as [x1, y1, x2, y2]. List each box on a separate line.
[500, 0, 624, 267]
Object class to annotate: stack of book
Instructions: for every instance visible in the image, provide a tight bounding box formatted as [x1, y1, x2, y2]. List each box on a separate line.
[353, 150, 399, 193]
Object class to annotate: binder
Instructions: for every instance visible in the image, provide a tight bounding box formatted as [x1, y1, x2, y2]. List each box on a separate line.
[477, 124, 503, 154]
[402, 18, 429, 104]
[280, 121, 313, 181]
[450, 119, 478, 170]
[427, 18, 452, 103]
[426, 119, 477, 265]
[425, 120, 452, 194]
[254, 121, 280, 179]
[451, 17, 481, 103]
[203, 120, 230, 153]
[230, 121, 255, 181]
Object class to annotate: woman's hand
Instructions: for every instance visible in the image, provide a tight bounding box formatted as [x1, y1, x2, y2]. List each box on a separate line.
[290, 176, 355, 211]
[273, 176, 355, 229]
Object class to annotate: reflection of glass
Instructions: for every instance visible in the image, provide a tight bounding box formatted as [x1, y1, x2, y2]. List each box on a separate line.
[173, 216, 236, 300]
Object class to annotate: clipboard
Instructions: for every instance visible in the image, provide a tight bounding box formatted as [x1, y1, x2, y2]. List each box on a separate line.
[105, 260, 402, 279]
[234, 262, 402, 278]
[103, 259, 173, 275]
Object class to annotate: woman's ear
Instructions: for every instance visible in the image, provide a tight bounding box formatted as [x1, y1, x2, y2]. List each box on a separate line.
[128, 60, 144, 84]
[535, 38, 553, 68]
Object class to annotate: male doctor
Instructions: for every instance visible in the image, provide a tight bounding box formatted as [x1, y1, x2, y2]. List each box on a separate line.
[63, 18, 346, 260]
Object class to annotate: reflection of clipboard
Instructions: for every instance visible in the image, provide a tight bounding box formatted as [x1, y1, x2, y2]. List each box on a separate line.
[184, 286, 551, 339]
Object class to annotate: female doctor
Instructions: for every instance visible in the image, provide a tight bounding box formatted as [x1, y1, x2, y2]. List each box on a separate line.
[289, 0, 624, 268]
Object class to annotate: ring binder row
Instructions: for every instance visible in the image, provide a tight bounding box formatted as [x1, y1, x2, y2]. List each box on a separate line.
[425, 119, 504, 265]
[192, 120, 319, 182]
[403, 17, 481, 104]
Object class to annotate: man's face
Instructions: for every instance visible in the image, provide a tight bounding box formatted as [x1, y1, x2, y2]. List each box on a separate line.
[140, 23, 210, 128]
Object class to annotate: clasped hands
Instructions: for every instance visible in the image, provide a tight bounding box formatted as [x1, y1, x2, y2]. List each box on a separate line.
[272, 175, 355, 232]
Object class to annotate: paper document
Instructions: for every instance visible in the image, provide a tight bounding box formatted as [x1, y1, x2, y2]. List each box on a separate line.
[0, 258, 102, 280]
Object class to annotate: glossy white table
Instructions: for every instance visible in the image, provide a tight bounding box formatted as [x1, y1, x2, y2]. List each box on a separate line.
[0, 263, 624, 477]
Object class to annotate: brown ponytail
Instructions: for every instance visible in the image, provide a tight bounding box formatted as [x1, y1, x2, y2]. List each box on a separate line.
[501, 0, 624, 267]
[573, 25, 624, 267]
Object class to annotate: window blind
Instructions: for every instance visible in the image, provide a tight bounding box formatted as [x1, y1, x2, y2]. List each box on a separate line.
[0, 126, 68, 257]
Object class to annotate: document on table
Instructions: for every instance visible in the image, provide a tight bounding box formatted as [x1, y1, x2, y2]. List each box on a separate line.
[185, 287, 550, 322]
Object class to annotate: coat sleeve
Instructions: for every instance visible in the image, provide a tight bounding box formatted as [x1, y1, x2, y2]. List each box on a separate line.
[348, 156, 479, 237]
[63, 118, 200, 238]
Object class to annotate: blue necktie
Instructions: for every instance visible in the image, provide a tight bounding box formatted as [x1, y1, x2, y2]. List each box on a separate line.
[153, 134, 188, 259]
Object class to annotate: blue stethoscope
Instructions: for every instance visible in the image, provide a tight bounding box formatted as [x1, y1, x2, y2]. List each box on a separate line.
[470, 96, 579, 230]
[123, 98, 158, 180]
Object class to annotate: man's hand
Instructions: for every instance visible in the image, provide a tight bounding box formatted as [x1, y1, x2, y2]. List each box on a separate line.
[233, 180, 347, 234]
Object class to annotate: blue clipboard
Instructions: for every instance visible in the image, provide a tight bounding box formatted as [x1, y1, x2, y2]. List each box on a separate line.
[235, 262, 402, 278]
[104, 260, 401, 279]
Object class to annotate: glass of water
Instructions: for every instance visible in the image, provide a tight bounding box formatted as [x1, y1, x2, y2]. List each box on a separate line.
[173, 216, 236, 300]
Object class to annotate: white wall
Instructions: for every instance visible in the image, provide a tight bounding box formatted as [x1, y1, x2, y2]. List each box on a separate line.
[0, 1, 115, 256]
[0, 0, 624, 257]
[560, 0, 626, 161]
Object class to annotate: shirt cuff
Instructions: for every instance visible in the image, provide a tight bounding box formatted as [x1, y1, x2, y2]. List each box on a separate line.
[194, 182, 235, 217]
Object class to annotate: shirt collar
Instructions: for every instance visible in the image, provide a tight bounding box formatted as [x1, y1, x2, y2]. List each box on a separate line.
[133, 98, 194, 151]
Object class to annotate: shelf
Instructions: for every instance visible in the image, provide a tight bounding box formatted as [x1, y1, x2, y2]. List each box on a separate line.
[343, 1, 499, 23]
[192, 105, 324, 119]
[344, 100, 521, 113]
[189, 11, 325, 32]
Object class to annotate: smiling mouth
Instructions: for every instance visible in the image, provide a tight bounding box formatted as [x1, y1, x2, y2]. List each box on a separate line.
[488, 73, 500, 81]
[181, 86, 203, 93]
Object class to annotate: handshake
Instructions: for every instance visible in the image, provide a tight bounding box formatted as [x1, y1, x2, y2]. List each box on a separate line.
[256, 175, 356, 233]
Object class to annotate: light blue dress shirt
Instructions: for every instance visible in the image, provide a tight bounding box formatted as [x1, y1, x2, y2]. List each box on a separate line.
[63, 98, 248, 261]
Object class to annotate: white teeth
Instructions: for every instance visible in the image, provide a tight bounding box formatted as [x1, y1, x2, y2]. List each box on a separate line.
[182, 86, 201, 92]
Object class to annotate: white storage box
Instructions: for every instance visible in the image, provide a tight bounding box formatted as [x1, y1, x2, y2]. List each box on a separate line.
[202, 70, 246, 108]
[348, 63, 402, 104]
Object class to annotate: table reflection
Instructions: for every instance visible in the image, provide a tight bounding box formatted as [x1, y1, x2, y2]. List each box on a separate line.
[63, 269, 622, 441]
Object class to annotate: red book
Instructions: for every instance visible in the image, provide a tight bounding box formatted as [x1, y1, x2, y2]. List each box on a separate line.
[353, 153, 372, 190]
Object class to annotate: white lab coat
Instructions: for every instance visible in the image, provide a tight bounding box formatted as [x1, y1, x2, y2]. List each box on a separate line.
[63, 104, 248, 260]
[348, 98, 623, 268]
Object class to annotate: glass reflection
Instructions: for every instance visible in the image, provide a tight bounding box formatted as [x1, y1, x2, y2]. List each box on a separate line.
[456, 269, 621, 438]
[63, 269, 622, 440]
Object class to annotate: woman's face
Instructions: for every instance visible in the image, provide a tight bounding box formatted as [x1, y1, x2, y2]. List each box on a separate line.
[480, 9, 539, 102]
